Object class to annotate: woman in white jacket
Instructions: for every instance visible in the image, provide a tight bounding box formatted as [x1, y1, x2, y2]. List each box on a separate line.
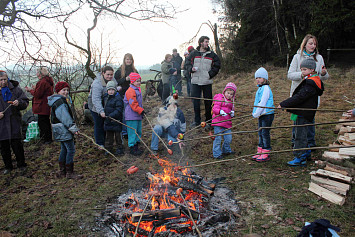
[287, 34, 329, 148]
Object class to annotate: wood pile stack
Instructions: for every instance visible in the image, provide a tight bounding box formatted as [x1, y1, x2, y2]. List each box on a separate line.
[308, 113, 355, 205]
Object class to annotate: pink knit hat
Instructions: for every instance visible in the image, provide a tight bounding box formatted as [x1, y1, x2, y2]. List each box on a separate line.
[129, 72, 141, 84]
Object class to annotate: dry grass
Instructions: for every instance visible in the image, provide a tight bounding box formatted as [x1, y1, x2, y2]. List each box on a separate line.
[0, 66, 354, 236]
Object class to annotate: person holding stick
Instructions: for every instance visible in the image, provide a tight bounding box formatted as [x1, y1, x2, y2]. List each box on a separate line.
[211, 82, 237, 159]
[124, 73, 145, 156]
[251, 67, 275, 162]
[48, 82, 80, 179]
[279, 58, 324, 166]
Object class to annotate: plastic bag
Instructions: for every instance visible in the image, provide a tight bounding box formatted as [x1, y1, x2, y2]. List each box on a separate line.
[24, 121, 40, 142]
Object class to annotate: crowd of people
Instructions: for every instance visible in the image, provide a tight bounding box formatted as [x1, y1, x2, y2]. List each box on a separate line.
[3, 34, 354, 178]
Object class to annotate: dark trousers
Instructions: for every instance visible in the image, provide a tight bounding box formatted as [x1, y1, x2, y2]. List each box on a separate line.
[186, 77, 191, 96]
[292, 118, 316, 147]
[105, 131, 123, 152]
[91, 111, 105, 146]
[162, 83, 170, 102]
[38, 114, 52, 142]
[191, 84, 213, 124]
[258, 114, 274, 150]
[1, 139, 26, 170]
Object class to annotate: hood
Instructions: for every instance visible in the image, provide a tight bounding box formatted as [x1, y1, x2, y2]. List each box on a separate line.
[48, 94, 65, 107]
[306, 75, 324, 96]
[196, 46, 211, 52]
[42, 75, 54, 86]
[8, 80, 19, 89]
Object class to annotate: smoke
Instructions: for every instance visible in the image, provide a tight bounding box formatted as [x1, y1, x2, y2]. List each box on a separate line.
[155, 97, 177, 129]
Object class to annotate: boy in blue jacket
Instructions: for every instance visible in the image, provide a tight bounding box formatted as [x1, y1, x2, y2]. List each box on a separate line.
[48, 82, 80, 179]
[278, 58, 324, 166]
[103, 81, 124, 155]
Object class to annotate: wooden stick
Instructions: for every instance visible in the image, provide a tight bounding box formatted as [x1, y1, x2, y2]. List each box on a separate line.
[179, 192, 202, 237]
[180, 145, 355, 169]
[1, 104, 12, 113]
[180, 96, 346, 112]
[107, 116, 158, 159]
[144, 115, 170, 152]
[133, 195, 154, 237]
[79, 132, 125, 166]
[184, 113, 224, 135]
[174, 119, 355, 143]
[210, 114, 252, 125]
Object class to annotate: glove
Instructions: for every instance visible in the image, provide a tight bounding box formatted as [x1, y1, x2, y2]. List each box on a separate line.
[220, 110, 228, 116]
[141, 110, 146, 118]
[230, 111, 235, 117]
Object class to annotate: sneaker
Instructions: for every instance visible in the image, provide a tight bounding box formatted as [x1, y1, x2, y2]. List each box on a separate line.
[287, 157, 306, 166]
[3, 169, 11, 175]
[222, 151, 236, 156]
[213, 155, 224, 159]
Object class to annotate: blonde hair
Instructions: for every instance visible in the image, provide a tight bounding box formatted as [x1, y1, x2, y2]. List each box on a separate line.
[121, 53, 137, 78]
[165, 54, 172, 60]
[37, 66, 49, 77]
[300, 34, 318, 61]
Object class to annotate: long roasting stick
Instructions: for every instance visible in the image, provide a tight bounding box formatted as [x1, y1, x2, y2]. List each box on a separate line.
[179, 192, 202, 237]
[133, 195, 154, 237]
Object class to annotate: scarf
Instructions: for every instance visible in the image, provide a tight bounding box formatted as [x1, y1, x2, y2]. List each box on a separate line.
[1, 80, 12, 102]
[303, 50, 315, 57]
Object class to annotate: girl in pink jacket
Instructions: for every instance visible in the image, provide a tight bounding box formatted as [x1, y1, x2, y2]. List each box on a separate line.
[211, 82, 237, 159]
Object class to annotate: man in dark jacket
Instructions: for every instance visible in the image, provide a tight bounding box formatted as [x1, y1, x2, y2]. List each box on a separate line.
[172, 49, 183, 96]
[185, 36, 221, 127]
[0, 70, 29, 174]
[278, 58, 324, 166]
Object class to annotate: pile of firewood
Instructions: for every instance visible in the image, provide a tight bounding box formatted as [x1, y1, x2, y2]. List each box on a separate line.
[308, 113, 355, 205]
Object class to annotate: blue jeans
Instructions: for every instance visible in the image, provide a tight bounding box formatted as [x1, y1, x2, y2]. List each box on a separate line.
[150, 125, 177, 151]
[292, 118, 316, 147]
[59, 139, 75, 164]
[213, 126, 232, 158]
[258, 114, 274, 150]
[91, 110, 105, 146]
[293, 116, 308, 158]
[126, 120, 142, 147]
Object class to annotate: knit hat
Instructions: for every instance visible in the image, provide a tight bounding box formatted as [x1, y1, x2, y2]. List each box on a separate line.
[255, 67, 268, 80]
[106, 81, 117, 91]
[129, 72, 141, 83]
[55, 81, 70, 93]
[300, 58, 316, 70]
[223, 82, 237, 109]
[187, 46, 194, 53]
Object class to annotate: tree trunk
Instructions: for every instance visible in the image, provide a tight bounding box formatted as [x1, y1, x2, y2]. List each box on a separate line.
[213, 23, 223, 64]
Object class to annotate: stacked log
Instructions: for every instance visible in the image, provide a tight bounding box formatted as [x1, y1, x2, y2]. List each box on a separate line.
[308, 113, 354, 205]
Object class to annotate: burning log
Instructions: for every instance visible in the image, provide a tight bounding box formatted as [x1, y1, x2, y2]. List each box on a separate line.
[169, 200, 200, 220]
[125, 223, 150, 236]
[153, 217, 190, 227]
[169, 223, 192, 233]
[131, 208, 181, 222]
[176, 173, 216, 191]
[177, 178, 214, 197]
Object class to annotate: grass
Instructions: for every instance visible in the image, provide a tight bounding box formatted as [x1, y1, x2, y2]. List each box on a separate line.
[0, 66, 354, 236]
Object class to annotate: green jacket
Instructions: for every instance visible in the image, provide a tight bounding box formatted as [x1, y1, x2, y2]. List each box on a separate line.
[161, 60, 173, 84]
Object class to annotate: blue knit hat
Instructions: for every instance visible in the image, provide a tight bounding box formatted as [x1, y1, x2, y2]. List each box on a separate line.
[255, 67, 268, 80]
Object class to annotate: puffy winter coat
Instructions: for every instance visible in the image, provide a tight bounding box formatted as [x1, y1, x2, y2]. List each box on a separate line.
[88, 73, 117, 114]
[29, 75, 54, 115]
[124, 85, 144, 121]
[185, 46, 221, 86]
[252, 85, 275, 118]
[48, 95, 79, 142]
[103, 92, 124, 132]
[158, 107, 186, 138]
[280, 74, 324, 121]
[211, 94, 234, 129]
[0, 80, 29, 141]
[287, 50, 329, 96]
[161, 60, 173, 84]
[114, 65, 137, 97]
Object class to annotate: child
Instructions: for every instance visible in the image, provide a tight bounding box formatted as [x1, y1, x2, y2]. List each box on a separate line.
[211, 82, 237, 159]
[103, 81, 124, 156]
[124, 72, 145, 156]
[48, 82, 80, 179]
[279, 58, 324, 166]
[252, 67, 275, 162]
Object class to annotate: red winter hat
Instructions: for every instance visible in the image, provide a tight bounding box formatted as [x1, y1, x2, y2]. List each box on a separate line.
[187, 46, 194, 53]
[129, 72, 141, 83]
[55, 81, 70, 93]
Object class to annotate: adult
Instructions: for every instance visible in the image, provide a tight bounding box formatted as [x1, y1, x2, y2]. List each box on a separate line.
[0, 70, 29, 174]
[25, 66, 54, 144]
[161, 54, 176, 102]
[114, 53, 138, 136]
[185, 36, 221, 127]
[88, 66, 117, 147]
[287, 34, 329, 148]
[171, 49, 183, 96]
[150, 96, 186, 155]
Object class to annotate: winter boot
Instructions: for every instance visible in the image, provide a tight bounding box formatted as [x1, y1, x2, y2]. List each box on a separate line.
[135, 143, 143, 156]
[66, 163, 82, 179]
[287, 157, 306, 166]
[130, 146, 140, 156]
[58, 161, 66, 178]
[252, 147, 262, 161]
[256, 149, 270, 162]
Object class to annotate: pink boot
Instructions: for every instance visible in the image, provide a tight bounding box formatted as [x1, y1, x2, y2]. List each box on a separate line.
[256, 149, 270, 162]
[252, 147, 262, 161]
